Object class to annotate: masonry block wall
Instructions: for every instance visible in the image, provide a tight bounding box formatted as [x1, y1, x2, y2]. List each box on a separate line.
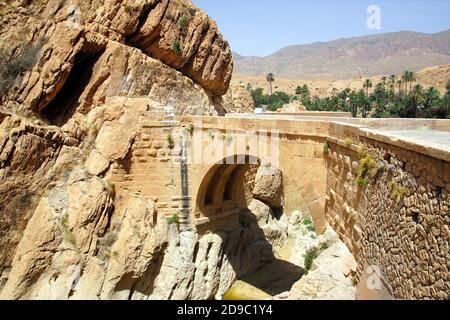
[109, 119, 188, 219]
[326, 134, 450, 300]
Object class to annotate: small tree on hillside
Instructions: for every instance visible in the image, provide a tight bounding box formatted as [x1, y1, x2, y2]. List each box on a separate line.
[266, 73, 275, 96]
[397, 79, 404, 96]
[363, 79, 373, 96]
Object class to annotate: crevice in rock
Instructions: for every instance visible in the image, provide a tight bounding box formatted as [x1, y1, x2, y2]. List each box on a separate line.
[41, 49, 104, 126]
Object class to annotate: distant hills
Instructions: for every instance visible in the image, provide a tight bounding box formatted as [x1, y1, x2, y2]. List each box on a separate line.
[233, 30, 450, 80]
[232, 63, 450, 98]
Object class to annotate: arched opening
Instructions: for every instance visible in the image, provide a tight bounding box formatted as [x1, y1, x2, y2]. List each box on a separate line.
[194, 154, 305, 299]
[195, 155, 260, 227]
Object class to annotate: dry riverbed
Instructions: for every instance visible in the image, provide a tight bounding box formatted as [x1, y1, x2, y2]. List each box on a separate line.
[223, 218, 358, 300]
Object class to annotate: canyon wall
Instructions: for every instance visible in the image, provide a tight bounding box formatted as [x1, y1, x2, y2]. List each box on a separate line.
[1, 0, 233, 120]
[0, 0, 242, 299]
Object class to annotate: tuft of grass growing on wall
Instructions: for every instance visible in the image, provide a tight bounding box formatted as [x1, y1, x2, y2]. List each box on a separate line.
[389, 181, 407, 200]
[304, 247, 319, 273]
[323, 141, 330, 154]
[356, 177, 369, 186]
[178, 15, 189, 33]
[172, 39, 181, 55]
[188, 7, 197, 16]
[167, 133, 175, 150]
[124, 4, 135, 14]
[186, 124, 194, 136]
[356, 147, 380, 187]
[344, 137, 354, 147]
[61, 214, 76, 245]
[106, 181, 116, 196]
[167, 213, 180, 227]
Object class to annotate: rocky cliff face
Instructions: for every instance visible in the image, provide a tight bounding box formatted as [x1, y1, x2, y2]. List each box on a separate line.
[0, 0, 244, 300]
[1, 0, 233, 120]
[222, 83, 255, 114]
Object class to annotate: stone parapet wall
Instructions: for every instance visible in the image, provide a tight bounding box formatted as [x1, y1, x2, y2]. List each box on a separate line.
[326, 134, 449, 300]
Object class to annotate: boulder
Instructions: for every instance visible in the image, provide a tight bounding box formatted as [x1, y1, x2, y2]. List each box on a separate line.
[246, 199, 288, 249]
[253, 164, 283, 208]
[288, 269, 356, 300]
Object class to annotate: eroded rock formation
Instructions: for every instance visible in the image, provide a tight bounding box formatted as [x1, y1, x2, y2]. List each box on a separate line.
[222, 83, 255, 114]
[1, 0, 233, 120]
[0, 0, 244, 300]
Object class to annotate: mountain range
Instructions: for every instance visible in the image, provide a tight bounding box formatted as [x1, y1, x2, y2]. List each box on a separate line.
[233, 30, 450, 80]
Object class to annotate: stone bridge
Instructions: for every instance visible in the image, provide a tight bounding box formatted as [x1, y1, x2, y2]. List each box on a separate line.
[108, 113, 450, 300]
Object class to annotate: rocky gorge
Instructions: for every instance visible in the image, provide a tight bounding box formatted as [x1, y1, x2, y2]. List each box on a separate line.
[1, 0, 446, 302]
[0, 0, 357, 300]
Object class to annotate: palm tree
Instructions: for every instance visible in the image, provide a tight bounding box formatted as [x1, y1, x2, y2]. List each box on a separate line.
[388, 75, 396, 98]
[402, 71, 417, 95]
[389, 74, 396, 85]
[425, 87, 440, 107]
[402, 72, 409, 95]
[363, 79, 373, 96]
[397, 79, 403, 95]
[381, 76, 387, 88]
[266, 73, 275, 96]
[408, 71, 417, 94]
[412, 84, 424, 97]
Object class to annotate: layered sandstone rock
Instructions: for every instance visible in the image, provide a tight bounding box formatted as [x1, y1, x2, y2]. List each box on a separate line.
[253, 163, 284, 209]
[222, 83, 255, 114]
[1, 0, 233, 119]
[0, 0, 237, 300]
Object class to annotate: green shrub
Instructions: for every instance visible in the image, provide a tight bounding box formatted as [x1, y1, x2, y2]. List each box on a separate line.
[358, 154, 378, 179]
[172, 39, 181, 55]
[186, 124, 194, 136]
[106, 181, 116, 195]
[188, 7, 197, 16]
[356, 177, 369, 186]
[61, 214, 76, 245]
[304, 242, 329, 274]
[389, 181, 407, 200]
[323, 141, 330, 154]
[178, 15, 189, 33]
[344, 138, 353, 147]
[303, 216, 315, 232]
[356, 150, 380, 187]
[304, 247, 319, 273]
[124, 4, 134, 14]
[167, 133, 175, 150]
[167, 213, 180, 227]
[250, 88, 291, 111]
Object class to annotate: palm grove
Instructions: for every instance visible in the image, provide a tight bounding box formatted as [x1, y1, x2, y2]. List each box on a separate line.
[250, 72, 450, 119]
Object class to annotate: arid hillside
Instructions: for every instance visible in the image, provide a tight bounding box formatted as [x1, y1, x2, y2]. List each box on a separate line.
[234, 30, 450, 80]
[233, 64, 450, 98]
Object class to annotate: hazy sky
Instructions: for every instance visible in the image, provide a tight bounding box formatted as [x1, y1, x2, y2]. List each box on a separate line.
[192, 0, 450, 57]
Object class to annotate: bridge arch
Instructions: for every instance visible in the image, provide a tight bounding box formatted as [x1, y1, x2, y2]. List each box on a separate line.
[195, 155, 262, 220]
[191, 147, 327, 234]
